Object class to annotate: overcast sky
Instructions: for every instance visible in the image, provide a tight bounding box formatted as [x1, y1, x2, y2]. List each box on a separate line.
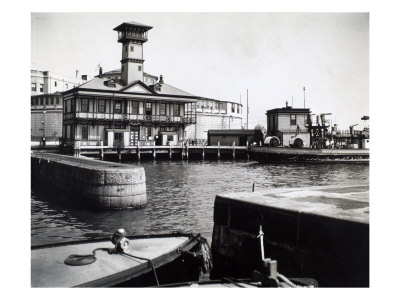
[31, 12, 369, 129]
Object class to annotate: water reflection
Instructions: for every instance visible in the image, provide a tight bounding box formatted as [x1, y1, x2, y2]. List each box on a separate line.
[31, 160, 369, 246]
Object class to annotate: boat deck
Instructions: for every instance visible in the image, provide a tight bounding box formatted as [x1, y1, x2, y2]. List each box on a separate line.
[31, 236, 188, 287]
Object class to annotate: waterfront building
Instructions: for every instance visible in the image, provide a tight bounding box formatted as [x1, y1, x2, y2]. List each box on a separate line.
[266, 104, 311, 147]
[31, 70, 88, 146]
[185, 97, 243, 143]
[31, 93, 64, 145]
[62, 21, 241, 148]
[94, 72, 243, 144]
[31, 70, 87, 96]
[62, 21, 197, 148]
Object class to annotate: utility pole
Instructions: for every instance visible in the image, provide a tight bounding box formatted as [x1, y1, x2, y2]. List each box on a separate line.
[303, 86, 306, 108]
[246, 89, 249, 130]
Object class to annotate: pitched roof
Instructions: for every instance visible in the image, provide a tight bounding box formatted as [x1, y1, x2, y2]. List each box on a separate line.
[113, 21, 153, 31]
[97, 68, 158, 80]
[151, 83, 195, 97]
[77, 77, 124, 91]
[119, 80, 155, 93]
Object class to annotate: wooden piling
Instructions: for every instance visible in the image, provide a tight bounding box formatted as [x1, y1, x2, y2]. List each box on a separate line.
[233, 141, 236, 159]
[246, 140, 249, 160]
[218, 141, 220, 160]
[137, 144, 141, 161]
[202, 143, 205, 160]
[169, 144, 172, 159]
[100, 140, 104, 161]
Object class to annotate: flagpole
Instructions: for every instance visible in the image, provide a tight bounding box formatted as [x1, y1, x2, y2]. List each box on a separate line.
[246, 89, 248, 130]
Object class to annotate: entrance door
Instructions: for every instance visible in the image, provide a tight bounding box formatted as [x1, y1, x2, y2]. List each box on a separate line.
[130, 126, 139, 146]
[114, 132, 124, 148]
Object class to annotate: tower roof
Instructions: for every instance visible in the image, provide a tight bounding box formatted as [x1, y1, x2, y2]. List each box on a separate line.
[113, 21, 153, 32]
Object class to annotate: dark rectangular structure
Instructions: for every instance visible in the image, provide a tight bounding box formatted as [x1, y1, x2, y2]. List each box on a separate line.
[207, 129, 263, 146]
[210, 185, 369, 287]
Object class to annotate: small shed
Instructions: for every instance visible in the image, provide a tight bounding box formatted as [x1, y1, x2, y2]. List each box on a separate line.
[207, 129, 263, 146]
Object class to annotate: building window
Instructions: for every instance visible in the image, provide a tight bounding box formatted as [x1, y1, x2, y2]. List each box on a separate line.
[31, 83, 37, 92]
[98, 99, 105, 113]
[40, 84, 44, 93]
[56, 97, 60, 105]
[290, 114, 297, 126]
[130, 45, 134, 52]
[145, 102, 152, 115]
[138, 65, 142, 71]
[173, 104, 179, 116]
[82, 125, 88, 140]
[160, 103, 166, 115]
[231, 104, 235, 113]
[81, 99, 89, 112]
[132, 101, 139, 114]
[54, 81, 57, 87]
[114, 100, 122, 114]
[237, 105, 240, 113]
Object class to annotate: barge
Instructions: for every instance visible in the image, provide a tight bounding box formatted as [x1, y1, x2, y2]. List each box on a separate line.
[251, 145, 369, 163]
[31, 231, 210, 287]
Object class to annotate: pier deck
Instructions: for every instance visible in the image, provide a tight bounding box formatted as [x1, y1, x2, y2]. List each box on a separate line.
[72, 144, 249, 160]
[31, 153, 147, 209]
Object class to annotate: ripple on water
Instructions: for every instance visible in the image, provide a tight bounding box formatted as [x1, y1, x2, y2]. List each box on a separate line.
[31, 160, 369, 245]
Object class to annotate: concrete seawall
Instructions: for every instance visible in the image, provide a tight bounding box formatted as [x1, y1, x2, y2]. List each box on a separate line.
[210, 185, 369, 287]
[31, 153, 147, 209]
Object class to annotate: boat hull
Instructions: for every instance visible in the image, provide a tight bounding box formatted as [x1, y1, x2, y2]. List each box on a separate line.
[251, 146, 369, 163]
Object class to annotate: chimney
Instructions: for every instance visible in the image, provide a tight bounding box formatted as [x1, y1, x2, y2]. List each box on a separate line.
[99, 66, 103, 76]
[81, 75, 88, 81]
[159, 75, 164, 84]
[76, 70, 79, 78]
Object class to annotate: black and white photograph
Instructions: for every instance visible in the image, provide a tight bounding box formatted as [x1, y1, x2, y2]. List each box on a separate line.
[3, 0, 400, 295]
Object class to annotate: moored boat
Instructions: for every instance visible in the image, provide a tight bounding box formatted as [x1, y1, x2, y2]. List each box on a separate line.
[31, 230, 211, 287]
[251, 145, 369, 163]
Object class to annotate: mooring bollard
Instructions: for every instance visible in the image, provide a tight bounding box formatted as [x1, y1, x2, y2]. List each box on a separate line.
[118, 149, 122, 163]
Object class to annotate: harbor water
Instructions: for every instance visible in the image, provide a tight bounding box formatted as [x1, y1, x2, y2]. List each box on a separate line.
[31, 160, 369, 246]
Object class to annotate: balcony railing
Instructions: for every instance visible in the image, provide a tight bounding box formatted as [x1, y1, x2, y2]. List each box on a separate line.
[65, 112, 196, 124]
